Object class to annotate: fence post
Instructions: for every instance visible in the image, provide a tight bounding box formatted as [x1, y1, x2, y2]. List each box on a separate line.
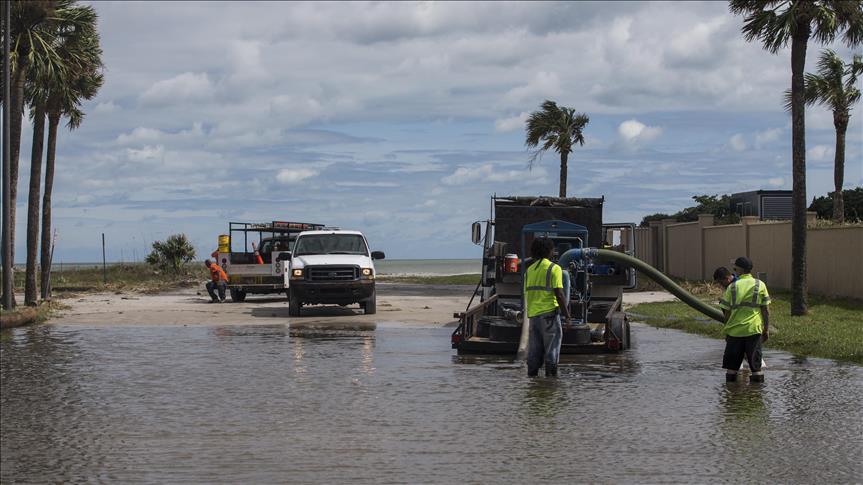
[660, 218, 676, 273]
[697, 214, 715, 280]
[741, 216, 759, 260]
[102, 233, 107, 285]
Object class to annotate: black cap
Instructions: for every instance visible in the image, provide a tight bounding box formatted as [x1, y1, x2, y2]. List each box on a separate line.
[734, 256, 753, 272]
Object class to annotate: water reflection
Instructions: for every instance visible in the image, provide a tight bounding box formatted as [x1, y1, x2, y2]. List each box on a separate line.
[2, 324, 861, 483]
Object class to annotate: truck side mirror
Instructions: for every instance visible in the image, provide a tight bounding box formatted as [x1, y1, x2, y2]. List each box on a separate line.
[471, 222, 482, 245]
[371, 251, 386, 260]
[277, 252, 292, 261]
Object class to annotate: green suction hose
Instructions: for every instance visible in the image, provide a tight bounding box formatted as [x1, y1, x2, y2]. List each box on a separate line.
[587, 249, 725, 323]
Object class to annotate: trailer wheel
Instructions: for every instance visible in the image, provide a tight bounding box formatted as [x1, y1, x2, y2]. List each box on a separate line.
[362, 290, 377, 315]
[230, 289, 246, 303]
[288, 290, 301, 317]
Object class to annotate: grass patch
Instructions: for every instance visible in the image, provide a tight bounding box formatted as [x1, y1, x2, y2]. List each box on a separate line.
[4, 262, 207, 296]
[0, 300, 67, 329]
[629, 290, 863, 364]
[377, 274, 480, 285]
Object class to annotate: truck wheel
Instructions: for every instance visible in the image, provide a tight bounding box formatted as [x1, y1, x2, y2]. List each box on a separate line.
[288, 290, 301, 317]
[623, 318, 631, 350]
[230, 289, 246, 303]
[363, 290, 377, 315]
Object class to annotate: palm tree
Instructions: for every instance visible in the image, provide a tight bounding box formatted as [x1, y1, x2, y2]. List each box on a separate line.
[40, 24, 103, 300]
[19, 1, 99, 305]
[24, 84, 47, 305]
[730, 0, 863, 316]
[524, 100, 589, 198]
[791, 50, 862, 223]
[3, 0, 92, 306]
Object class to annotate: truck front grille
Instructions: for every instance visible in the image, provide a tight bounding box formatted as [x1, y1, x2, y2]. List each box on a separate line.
[307, 266, 358, 281]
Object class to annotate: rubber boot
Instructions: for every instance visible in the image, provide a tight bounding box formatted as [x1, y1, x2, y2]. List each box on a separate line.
[750, 374, 764, 383]
[545, 363, 558, 377]
[726, 373, 737, 383]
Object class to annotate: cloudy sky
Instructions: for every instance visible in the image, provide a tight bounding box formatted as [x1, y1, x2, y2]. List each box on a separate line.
[14, 1, 863, 261]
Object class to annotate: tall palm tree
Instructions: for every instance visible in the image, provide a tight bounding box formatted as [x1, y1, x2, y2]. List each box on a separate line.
[3, 0, 91, 306]
[524, 100, 589, 198]
[40, 24, 103, 300]
[794, 50, 862, 223]
[23, 85, 47, 305]
[730, 0, 863, 316]
[20, 1, 99, 305]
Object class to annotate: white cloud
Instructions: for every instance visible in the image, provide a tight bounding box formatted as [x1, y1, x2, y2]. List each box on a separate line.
[729, 133, 747, 152]
[140, 72, 214, 105]
[807, 144, 834, 162]
[617, 119, 662, 145]
[94, 101, 120, 114]
[754, 127, 783, 149]
[125, 145, 165, 163]
[334, 181, 400, 188]
[767, 177, 785, 187]
[494, 112, 528, 133]
[503, 71, 561, 105]
[276, 168, 318, 185]
[441, 163, 546, 186]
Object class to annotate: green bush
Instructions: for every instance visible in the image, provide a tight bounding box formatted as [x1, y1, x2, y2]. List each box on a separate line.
[145, 234, 196, 274]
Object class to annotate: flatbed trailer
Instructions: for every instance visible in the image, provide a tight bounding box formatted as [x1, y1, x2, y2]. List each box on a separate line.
[215, 221, 323, 301]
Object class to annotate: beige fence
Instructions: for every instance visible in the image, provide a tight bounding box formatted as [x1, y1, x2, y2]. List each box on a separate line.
[634, 214, 863, 299]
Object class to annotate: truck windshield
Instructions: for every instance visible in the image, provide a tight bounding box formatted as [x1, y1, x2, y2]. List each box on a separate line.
[294, 234, 368, 256]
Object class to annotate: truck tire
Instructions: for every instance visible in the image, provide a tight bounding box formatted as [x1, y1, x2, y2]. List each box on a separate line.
[288, 290, 301, 317]
[362, 290, 377, 315]
[230, 289, 246, 302]
[623, 318, 632, 350]
[607, 312, 630, 351]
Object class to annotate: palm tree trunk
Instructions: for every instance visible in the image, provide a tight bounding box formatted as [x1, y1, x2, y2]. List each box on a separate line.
[832, 112, 847, 224]
[789, 26, 809, 316]
[559, 151, 568, 198]
[25, 103, 46, 305]
[4, 60, 26, 306]
[40, 109, 60, 300]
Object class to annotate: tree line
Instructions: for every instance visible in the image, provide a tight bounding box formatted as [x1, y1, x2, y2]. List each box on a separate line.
[526, 1, 862, 316]
[2, 0, 104, 309]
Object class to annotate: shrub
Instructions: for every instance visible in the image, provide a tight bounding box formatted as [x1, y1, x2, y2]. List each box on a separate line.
[145, 234, 196, 274]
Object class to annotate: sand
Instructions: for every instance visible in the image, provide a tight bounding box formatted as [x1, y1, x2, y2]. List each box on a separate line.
[46, 283, 677, 329]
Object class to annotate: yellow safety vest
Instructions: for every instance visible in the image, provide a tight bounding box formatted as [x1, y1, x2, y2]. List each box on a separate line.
[718, 274, 771, 337]
[524, 258, 562, 318]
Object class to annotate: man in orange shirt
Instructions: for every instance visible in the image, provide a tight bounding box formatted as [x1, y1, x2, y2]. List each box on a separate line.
[205, 259, 229, 303]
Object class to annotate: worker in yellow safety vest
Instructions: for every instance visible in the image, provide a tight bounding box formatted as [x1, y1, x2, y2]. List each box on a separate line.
[717, 256, 771, 383]
[524, 237, 572, 377]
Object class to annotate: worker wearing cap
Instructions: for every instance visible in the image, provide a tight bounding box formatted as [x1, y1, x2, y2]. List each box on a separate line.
[524, 237, 572, 377]
[204, 259, 229, 303]
[718, 256, 771, 383]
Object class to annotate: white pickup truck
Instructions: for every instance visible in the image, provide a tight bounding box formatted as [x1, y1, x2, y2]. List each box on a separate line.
[284, 229, 385, 316]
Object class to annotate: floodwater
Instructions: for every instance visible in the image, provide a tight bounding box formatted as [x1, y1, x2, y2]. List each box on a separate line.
[1, 323, 861, 483]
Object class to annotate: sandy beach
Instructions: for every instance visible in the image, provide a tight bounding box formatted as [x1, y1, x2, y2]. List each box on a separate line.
[46, 283, 677, 328]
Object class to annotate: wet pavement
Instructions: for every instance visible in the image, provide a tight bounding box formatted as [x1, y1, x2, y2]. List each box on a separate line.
[2, 322, 861, 483]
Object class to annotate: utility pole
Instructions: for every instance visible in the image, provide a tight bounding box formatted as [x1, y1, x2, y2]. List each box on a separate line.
[101, 233, 106, 284]
[2, 0, 13, 310]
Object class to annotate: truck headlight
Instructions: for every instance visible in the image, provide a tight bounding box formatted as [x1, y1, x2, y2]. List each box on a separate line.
[291, 268, 304, 279]
[361, 268, 373, 279]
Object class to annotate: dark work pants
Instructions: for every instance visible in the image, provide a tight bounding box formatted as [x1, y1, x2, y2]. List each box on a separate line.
[527, 312, 562, 376]
[206, 281, 226, 301]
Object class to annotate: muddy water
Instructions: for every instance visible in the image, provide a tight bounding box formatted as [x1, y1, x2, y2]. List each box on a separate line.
[2, 323, 861, 483]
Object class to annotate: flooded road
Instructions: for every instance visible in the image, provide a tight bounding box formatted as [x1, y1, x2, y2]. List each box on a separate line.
[2, 322, 861, 483]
